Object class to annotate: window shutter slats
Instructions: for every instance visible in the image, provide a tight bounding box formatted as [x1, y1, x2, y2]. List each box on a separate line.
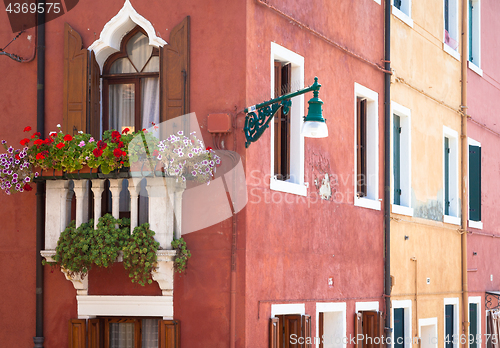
[160, 320, 180, 348]
[469, 145, 481, 222]
[87, 318, 103, 348]
[160, 16, 190, 124]
[68, 319, 86, 348]
[302, 315, 312, 348]
[362, 311, 379, 348]
[284, 314, 302, 348]
[63, 23, 88, 135]
[270, 317, 279, 348]
[88, 50, 101, 139]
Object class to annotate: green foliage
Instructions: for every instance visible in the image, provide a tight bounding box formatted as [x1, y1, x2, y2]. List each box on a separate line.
[122, 223, 159, 286]
[171, 237, 191, 273]
[53, 214, 159, 286]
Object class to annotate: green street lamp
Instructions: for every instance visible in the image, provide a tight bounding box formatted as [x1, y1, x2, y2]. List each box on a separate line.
[244, 77, 328, 148]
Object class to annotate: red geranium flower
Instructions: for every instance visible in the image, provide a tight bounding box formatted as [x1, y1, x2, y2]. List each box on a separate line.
[111, 131, 121, 139]
[56, 142, 65, 149]
[118, 141, 124, 148]
[97, 140, 107, 150]
[93, 148, 103, 157]
[50, 132, 57, 137]
[206, 146, 213, 151]
[122, 128, 130, 134]
[36, 153, 45, 160]
[113, 148, 123, 158]
[34, 139, 43, 146]
[63, 134, 73, 141]
[15, 154, 20, 160]
[24, 126, 31, 132]
[152, 150, 159, 157]
[20, 138, 30, 146]
[31, 132, 41, 139]
[23, 184, 33, 191]
[121, 150, 127, 157]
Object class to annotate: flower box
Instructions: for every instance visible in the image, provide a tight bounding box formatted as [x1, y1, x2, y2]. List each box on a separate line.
[65, 165, 99, 180]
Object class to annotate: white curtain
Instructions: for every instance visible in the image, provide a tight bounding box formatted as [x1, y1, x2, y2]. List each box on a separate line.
[141, 77, 159, 129]
[109, 83, 135, 133]
[109, 323, 134, 348]
[142, 319, 159, 348]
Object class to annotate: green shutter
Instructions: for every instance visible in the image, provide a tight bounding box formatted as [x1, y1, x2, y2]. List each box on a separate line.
[394, 308, 405, 348]
[470, 303, 478, 348]
[445, 137, 450, 215]
[393, 115, 401, 205]
[469, 1, 473, 61]
[445, 305, 454, 348]
[469, 145, 481, 221]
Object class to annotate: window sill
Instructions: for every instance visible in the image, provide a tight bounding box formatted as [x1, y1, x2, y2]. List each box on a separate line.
[391, 204, 414, 217]
[468, 61, 483, 77]
[354, 197, 381, 211]
[373, 0, 381, 4]
[270, 178, 307, 197]
[443, 215, 461, 225]
[468, 220, 483, 230]
[392, 6, 413, 28]
[443, 43, 461, 61]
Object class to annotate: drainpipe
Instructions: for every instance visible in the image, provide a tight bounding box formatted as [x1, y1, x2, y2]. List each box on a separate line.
[460, 0, 469, 344]
[34, 2, 45, 348]
[384, 0, 392, 345]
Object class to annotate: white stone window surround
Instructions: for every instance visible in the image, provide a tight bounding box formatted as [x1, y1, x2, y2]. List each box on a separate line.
[316, 302, 347, 348]
[391, 300, 412, 348]
[443, 126, 460, 225]
[392, 0, 414, 28]
[269, 42, 307, 197]
[467, 138, 483, 229]
[419, 318, 438, 348]
[355, 301, 379, 313]
[390, 102, 413, 217]
[443, 297, 460, 348]
[443, 0, 460, 55]
[467, 0, 482, 73]
[468, 296, 482, 348]
[354, 83, 381, 211]
[271, 303, 306, 317]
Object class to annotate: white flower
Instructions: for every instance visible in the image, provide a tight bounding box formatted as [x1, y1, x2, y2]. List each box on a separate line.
[56, 124, 61, 128]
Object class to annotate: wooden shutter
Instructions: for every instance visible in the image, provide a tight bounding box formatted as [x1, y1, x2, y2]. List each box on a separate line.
[68, 319, 86, 348]
[444, 137, 450, 215]
[284, 315, 302, 348]
[354, 312, 363, 348]
[88, 318, 103, 348]
[356, 98, 367, 197]
[274, 61, 283, 177]
[88, 50, 101, 139]
[469, 145, 481, 222]
[302, 315, 312, 348]
[394, 308, 404, 348]
[270, 317, 280, 348]
[319, 312, 324, 348]
[281, 63, 291, 179]
[393, 115, 401, 205]
[160, 320, 180, 348]
[470, 304, 478, 348]
[445, 305, 454, 348]
[63, 23, 88, 135]
[160, 16, 190, 123]
[362, 311, 379, 348]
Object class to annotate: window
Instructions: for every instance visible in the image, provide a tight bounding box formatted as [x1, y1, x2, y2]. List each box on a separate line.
[468, 0, 481, 73]
[468, 139, 482, 229]
[392, 0, 413, 27]
[444, 0, 459, 49]
[419, 318, 438, 348]
[469, 297, 482, 348]
[269, 304, 311, 348]
[354, 311, 384, 348]
[392, 300, 412, 348]
[354, 84, 380, 210]
[103, 26, 160, 133]
[270, 42, 306, 196]
[443, 127, 459, 224]
[391, 102, 412, 216]
[316, 303, 346, 348]
[444, 298, 459, 348]
[69, 318, 179, 348]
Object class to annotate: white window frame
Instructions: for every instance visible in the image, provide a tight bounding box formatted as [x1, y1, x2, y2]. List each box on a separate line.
[467, 0, 482, 75]
[392, 0, 413, 28]
[391, 300, 412, 348]
[354, 83, 381, 211]
[316, 302, 346, 348]
[355, 301, 379, 313]
[443, 126, 460, 225]
[391, 102, 413, 217]
[468, 138, 483, 229]
[468, 296, 482, 348]
[419, 318, 438, 348]
[270, 42, 307, 197]
[271, 303, 306, 317]
[444, 298, 460, 348]
[443, 0, 460, 59]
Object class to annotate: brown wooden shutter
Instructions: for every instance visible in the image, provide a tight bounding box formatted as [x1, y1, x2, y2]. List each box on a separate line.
[354, 312, 363, 348]
[63, 23, 88, 135]
[356, 98, 367, 197]
[270, 317, 280, 348]
[281, 63, 291, 179]
[362, 311, 380, 348]
[274, 61, 282, 176]
[302, 315, 312, 348]
[160, 320, 180, 348]
[319, 312, 324, 348]
[160, 16, 190, 124]
[378, 312, 384, 348]
[88, 318, 102, 348]
[88, 50, 101, 139]
[68, 319, 86, 348]
[284, 315, 302, 348]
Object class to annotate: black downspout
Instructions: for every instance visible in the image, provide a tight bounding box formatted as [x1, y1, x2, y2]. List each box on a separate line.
[34, 2, 45, 348]
[384, 0, 392, 347]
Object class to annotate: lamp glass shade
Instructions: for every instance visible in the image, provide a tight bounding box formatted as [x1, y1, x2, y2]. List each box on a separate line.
[301, 121, 328, 138]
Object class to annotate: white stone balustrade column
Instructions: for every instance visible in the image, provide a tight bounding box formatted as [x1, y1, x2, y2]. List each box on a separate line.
[128, 179, 141, 232]
[169, 178, 186, 240]
[146, 177, 173, 249]
[108, 179, 124, 221]
[45, 180, 71, 249]
[73, 180, 90, 228]
[91, 179, 106, 229]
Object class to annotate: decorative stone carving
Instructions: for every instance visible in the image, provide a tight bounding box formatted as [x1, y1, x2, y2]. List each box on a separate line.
[40, 250, 88, 295]
[151, 250, 177, 296]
